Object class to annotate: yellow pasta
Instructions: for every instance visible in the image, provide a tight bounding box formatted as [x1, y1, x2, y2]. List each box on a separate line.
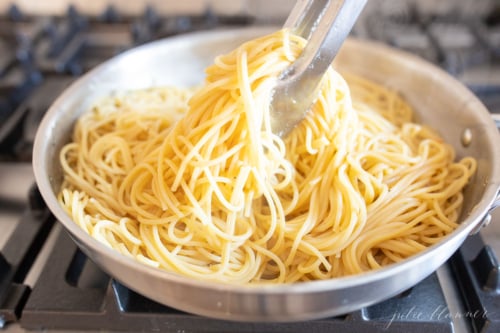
[58, 29, 476, 284]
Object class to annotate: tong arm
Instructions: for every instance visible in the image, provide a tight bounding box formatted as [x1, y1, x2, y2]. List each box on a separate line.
[271, 0, 367, 136]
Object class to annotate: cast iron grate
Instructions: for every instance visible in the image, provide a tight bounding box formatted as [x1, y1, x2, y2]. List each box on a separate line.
[450, 234, 500, 333]
[0, 185, 55, 328]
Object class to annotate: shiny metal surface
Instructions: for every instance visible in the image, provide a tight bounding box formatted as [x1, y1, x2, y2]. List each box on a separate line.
[271, 0, 367, 136]
[32, 27, 500, 322]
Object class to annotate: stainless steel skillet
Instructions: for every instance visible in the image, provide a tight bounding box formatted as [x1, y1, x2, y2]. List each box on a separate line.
[32, 26, 500, 322]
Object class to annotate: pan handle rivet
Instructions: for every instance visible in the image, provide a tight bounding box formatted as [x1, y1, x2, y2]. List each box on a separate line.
[461, 128, 472, 147]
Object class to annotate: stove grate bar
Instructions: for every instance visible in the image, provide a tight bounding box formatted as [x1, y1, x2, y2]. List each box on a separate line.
[0, 185, 54, 327]
[450, 234, 500, 333]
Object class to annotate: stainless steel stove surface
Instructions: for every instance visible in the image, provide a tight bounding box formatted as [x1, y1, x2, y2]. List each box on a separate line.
[1, 1, 500, 332]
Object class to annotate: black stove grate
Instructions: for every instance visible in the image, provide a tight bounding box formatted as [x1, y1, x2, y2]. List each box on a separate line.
[450, 234, 500, 333]
[364, 0, 500, 113]
[0, 185, 54, 327]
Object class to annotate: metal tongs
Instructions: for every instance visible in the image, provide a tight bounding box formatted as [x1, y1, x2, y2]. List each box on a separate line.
[270, 0, 367, 136]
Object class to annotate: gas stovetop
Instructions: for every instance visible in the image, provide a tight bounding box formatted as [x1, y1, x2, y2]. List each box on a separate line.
[1, 2, 500, 333]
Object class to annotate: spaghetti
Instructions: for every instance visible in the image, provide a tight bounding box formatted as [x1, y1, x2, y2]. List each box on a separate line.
[58, 29, 476, 283]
